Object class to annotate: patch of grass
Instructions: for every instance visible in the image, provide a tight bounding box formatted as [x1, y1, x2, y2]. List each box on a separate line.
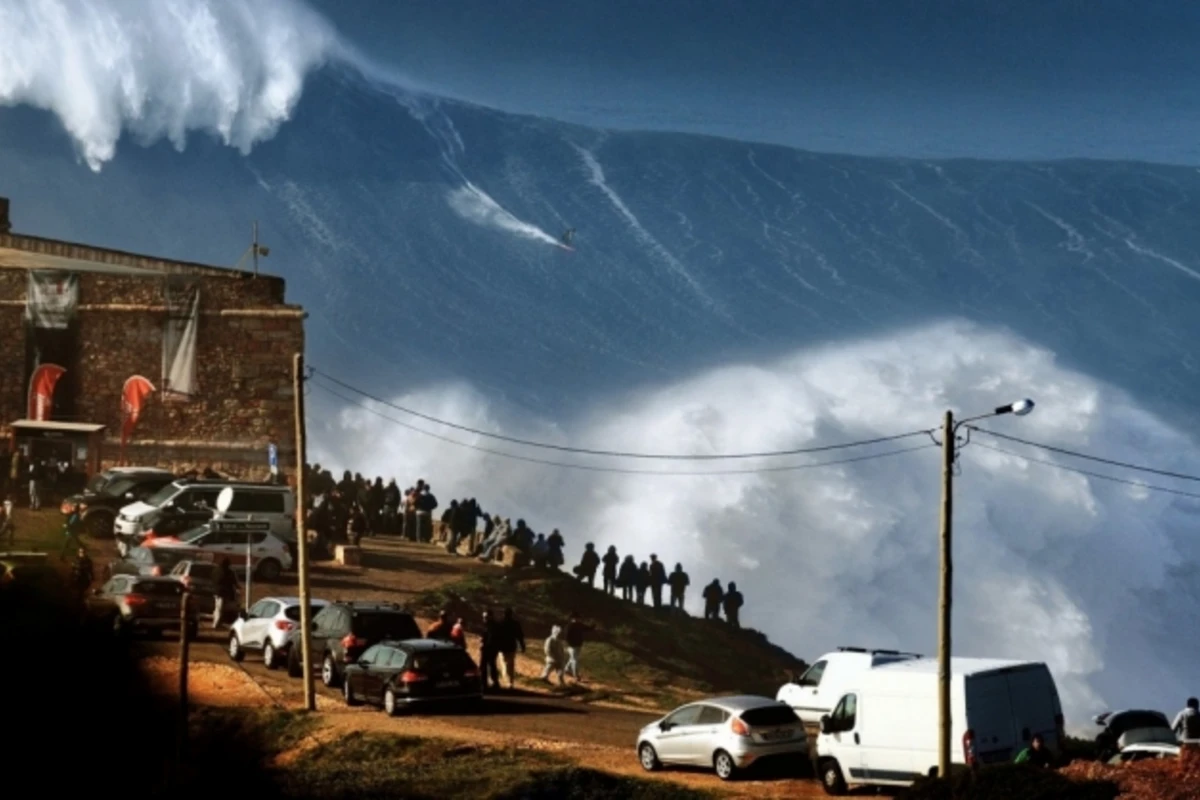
[274, 732, 712, 799]
[4, 508, 67, 552]
[416, 570, 807, 709]
[191, 708, 317, 757]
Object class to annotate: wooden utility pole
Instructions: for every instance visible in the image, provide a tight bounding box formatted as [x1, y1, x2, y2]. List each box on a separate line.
[293, 352, 316, 711]
[178, 591, 191, 761]
[937, 410, 954, 777]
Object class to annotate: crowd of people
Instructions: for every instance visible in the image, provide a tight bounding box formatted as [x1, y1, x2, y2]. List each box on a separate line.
[300, 463, 748, 628]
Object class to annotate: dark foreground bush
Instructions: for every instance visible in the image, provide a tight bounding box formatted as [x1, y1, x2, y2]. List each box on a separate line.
[897, 764, 1119, 800]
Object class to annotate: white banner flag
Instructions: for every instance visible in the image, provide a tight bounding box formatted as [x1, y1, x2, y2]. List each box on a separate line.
[25, 271, 78, 329]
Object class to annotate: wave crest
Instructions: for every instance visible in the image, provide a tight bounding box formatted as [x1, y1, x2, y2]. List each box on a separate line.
[0, 0, 339, 170]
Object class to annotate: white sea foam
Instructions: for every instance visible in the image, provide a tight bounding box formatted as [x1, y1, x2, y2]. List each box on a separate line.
[0, 0, 340, 170]
[311, 319, 1200, 728]
[446, 181, 562, 246]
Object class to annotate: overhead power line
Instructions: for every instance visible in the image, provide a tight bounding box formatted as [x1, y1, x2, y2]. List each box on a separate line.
[969, 441, 1200, 500]
[968, 426, 1200, 484]
[309, 378, 936, 476]
[309, 366, 934, 461]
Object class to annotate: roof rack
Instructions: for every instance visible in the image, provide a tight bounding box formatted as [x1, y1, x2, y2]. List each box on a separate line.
[837, 646, 923, 657]
[837, 646, 868, 653]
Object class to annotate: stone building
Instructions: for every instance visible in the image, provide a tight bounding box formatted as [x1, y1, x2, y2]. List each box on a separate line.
[0, 197, 305, 481]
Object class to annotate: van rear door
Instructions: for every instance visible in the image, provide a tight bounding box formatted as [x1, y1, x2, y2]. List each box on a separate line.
[963, 673, 1018, 764]
[1003, 665, 1060, 749]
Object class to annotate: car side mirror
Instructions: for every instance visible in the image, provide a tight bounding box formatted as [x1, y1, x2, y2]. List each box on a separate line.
[819, 715, 832, 734]
[358, 659, 370, 669]
[91, 588, 102, 596]
[659, 721, 672, 732]
[238, 609, 249, 620]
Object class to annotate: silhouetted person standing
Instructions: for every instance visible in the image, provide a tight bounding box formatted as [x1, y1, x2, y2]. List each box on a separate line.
[668, 563, 690, 611]
[213, 557, 239, 629]
[618, 555, 638, 602]
[575, 543, 600, 586]
[496, 607, 525, 689]
[648, 554, 667, 608]
[635, 561, 650, 605]
[723, 582, 744, 628]
[601, 546, 619, 596]
[479, 610, 502, 691]
[71, 547, 93, 605]
[703, 579, 724, 620]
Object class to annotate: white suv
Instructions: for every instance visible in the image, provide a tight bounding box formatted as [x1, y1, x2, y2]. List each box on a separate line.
[228, 596, 329, 669]
[115, 480, 295, 540]
[143, 524, 294, 580]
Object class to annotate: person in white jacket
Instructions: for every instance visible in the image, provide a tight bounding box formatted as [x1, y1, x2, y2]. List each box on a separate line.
[540, 625, 566, 685]
[1174, 697, 1200, 742]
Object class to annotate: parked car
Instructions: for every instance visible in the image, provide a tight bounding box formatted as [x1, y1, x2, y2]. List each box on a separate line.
[285, 600, 423, 687]
[166, 560, 221, 620]
[815, 657, 1064, 795]
[1093, 710, 1174, 762]
[228, 596, 330, 669]
[104, 546, 189, 580]
[114, 479, 295, 540]
[342, 639, 483, 715]
[116, 505, 214, 557]
[85, 575, 196, 639]
[62, 467, 175, 538]
[777, 647, 922, 724]
[142, 523, 293, 580]
[637, 695, 808, 781]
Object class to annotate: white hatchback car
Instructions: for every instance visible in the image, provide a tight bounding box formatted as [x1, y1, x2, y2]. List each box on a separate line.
[637, 695, 808, 781]
[228, 596, 329, 670]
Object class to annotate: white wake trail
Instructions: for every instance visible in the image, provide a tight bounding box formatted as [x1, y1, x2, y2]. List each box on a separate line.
[446, 182, 562, 246]
[0, 0, 340, 171]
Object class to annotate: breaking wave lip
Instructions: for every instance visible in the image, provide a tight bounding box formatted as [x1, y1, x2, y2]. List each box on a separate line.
[446, 182, 562, 246]
[311, 319, 1200, 730]
[0, 0, 343, 171]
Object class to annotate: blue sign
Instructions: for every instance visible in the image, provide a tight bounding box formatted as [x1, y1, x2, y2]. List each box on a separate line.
[268, 442, 278, 468]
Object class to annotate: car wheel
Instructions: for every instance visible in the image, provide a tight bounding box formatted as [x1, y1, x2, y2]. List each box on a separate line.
[287, 648, 303, 678]
[263, 641, 278, 670]
[638, 743, 661, 772]
[384, 687, 401, 717]
[86, 512, 114, 539]
[257, 559, 282, 581]
[343, 677, 360, 706]
[714, 750, 738, 781]
[228, 632, 244, 661]
[321, 653, 339, 687]
[820, 759, 847, 796]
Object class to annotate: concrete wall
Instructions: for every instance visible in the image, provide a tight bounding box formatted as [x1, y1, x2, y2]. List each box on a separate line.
[0, 233, 305, 480]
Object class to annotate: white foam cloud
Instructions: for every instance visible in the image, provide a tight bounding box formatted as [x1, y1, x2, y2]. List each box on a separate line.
[446, 181, 562, 246]
[311, 319, 1200, 727]
[0, 0, 339, 170]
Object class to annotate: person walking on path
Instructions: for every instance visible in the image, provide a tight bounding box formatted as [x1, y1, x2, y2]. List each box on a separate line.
[648, 554, 667, 608]
[212, 557, 239, 629]
[668, 563, 690, 611]
[601, 546, 619, 596]
[1174, 697, 1200, 742]
[702, 579, 724, 620]
[564, 612, 587, 682]
[1, 496, 16, 548]
[449, 617, 467, 649]
[575, 543, 600, 587]
[540, 625, 567, 686]
[479, 610, 502, 691]
[723, 581, 744, 628]
[496, 607, 526, 689]
[28, 458, 42, 511]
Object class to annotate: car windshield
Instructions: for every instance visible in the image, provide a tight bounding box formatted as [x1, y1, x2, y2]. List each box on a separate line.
[1119, 727, 1178, 746]
[352, 612, 421, 641]
[145, 484, 181, 507]
[189, 563, 217, 579]
[410, 649, 473, 672]
[100, 477, 138, 498]
[284, 605, 325, 621]
[86, 473, 111, 493]
[151, 549, 182, 564]
[741, 705, 800, 727]
[132, 581, 182, 596]
[128, 548, 154, 563]
[179, 526, 211, 543]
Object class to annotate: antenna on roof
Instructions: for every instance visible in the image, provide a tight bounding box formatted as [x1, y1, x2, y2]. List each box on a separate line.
[234, 221, 270, 277]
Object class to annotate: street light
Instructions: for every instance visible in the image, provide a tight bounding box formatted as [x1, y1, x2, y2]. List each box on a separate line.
[936, 398, 1034, 778]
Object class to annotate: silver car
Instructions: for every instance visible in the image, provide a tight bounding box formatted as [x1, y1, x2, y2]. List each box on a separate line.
[637, 695, 808, 781]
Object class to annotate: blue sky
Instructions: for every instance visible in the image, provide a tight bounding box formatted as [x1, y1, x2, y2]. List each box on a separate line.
[318, 0, 1200, 163]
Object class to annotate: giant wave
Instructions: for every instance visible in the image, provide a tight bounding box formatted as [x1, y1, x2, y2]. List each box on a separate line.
[2, 0, 1199, 725]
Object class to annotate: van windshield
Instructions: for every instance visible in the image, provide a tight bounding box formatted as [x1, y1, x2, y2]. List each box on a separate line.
[145, 484, 181, 507]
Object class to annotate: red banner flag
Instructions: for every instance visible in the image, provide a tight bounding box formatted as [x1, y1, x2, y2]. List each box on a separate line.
[27, 363, 66, 421]
[120, 375, 156, 464]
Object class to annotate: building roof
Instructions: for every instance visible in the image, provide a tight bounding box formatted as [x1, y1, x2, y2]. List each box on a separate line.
[0, 246, 165, 277]
[873, 657, 1038, 677]
[11, 420, 106, 433]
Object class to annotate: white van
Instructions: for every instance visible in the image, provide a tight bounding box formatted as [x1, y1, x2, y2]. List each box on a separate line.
[115, 480, 295, 539]
[777, 647, 922, 724]
[814, 657, 1065, 795]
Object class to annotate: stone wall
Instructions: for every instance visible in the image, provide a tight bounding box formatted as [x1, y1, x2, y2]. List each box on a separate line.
[0, 234, 305, 481]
